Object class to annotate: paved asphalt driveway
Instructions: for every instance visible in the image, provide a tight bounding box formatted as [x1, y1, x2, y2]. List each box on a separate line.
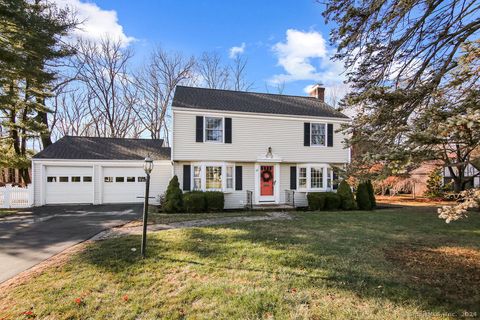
[0, 204, 141, 283]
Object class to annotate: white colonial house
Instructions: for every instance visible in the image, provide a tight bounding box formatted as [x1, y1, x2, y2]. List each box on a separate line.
[31, 85, 350, 209]
[171, 85, 350, 209]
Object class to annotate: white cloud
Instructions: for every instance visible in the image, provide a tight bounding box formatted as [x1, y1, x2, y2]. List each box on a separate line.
[52, 0, 135, 46]
[229, 42, 246, 58]
[270, 29, 344, 85]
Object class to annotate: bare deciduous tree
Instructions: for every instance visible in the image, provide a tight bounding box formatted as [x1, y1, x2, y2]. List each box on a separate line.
[325, 84, 349, 109]
[197, 51, 230, 89]
[134, 47, 195, 142]
[264, 81, 285, 94]
[53, 86, 94, 138]
[74, 38, 138, 138]
[230, 56, 253, 91]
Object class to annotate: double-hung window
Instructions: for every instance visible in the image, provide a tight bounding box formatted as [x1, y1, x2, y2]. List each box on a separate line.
[205, 117, 223, 142]
[310, 167, 323, 189]
[226, 166, 234, 189]
[193, 165, 202, 191]
[298, 167, 307, 189]
[206, 166, 222, 190]
[327, 168, 333, 189]
[311, 123, 326, 146]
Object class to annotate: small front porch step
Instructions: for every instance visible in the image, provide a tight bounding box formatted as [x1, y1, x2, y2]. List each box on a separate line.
[249, 203, 295, 211]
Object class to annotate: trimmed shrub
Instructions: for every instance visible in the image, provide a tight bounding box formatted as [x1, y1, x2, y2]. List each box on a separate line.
[366, 180, 376, 208]
[307, 192, 325, 210]
[308, 192, 341, 210]
[356, 183, 372, 210]
[204, 191, 224, 212]
[163, 175, 183, 213]
[337, 180, 356, 210]
[324, 192, 342, 210]
[183, 191, 206, 213]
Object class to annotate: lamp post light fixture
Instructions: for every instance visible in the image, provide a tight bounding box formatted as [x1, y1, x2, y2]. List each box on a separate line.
[141, 156, 154, 258]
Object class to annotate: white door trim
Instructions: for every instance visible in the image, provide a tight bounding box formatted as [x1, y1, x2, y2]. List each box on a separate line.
[254, 163, 280, 204]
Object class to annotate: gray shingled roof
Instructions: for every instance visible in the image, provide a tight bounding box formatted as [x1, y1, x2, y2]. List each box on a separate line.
[172, 86, 349, 119]
[33, 136, 171, 160]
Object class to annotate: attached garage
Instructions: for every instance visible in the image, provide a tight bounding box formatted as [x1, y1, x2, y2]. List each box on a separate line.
[32, 136, 172, 206]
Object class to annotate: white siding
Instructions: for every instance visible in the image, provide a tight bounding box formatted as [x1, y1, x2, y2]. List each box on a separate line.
[93, 164, 101, 204]
[279, 163, 308, 207]
[149, 162, 174, 203]
[33, 161, 42, 206]
[173, 109, 350, 163]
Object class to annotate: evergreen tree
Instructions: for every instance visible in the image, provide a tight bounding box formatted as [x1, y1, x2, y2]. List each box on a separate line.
[356, 183, 372, 210]
[163, 176, 183, 213]
[337, 180, 356, 210]
[366, 180, 376, 208]
[425, 168, 445, 198]
[324, 0, 480, 192]
[0, 0, 76, 183]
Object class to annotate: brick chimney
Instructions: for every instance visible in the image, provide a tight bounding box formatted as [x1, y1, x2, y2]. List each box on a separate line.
[309, 84, 325, 101]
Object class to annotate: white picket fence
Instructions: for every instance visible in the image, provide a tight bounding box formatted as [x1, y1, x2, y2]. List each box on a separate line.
[0, 184, 32, 208]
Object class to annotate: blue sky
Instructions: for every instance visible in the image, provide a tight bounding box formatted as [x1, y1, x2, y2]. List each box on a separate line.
[56, 0, 346, 98]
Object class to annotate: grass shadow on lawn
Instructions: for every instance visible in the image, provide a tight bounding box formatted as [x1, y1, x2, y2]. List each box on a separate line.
[5, 206, 477, 319]
[78, 208, 480, 316]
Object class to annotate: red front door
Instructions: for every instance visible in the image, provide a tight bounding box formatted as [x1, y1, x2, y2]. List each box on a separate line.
[260, 166, 274, 196]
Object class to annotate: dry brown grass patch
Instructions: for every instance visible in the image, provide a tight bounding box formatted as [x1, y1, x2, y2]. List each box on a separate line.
[384, 245, 480, 307]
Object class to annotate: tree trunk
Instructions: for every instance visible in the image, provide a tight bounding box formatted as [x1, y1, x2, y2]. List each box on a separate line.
[453, 178, 463, 192]
[20, 168, 30, 185]
[37, 109, 52, 148]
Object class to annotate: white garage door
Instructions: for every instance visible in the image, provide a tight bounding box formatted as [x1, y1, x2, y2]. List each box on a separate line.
[102, 167, 146, 203]
[45, 166, 93, 204]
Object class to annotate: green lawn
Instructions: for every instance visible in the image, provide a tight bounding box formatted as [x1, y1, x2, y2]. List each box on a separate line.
[0, 209, 18, 218]
[1, 207, 479, 319]
[148, 210, 268, 224]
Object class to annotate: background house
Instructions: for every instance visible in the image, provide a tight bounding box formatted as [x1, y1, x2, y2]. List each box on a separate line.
[443, 161, 480, 190]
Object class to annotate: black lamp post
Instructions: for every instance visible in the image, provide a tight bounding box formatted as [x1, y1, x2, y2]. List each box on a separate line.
[141, 156, 153, 258]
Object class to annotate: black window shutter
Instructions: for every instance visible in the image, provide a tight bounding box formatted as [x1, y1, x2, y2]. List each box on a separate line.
[183, 165, 191, 191]
[225, 118, 232, 143]
[235, 166, 242, 190]
[196, 116, 203, 142]
[304, 123, 310, 146]
[290, 166, 297, 190]
[327, 123, 333, 147]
